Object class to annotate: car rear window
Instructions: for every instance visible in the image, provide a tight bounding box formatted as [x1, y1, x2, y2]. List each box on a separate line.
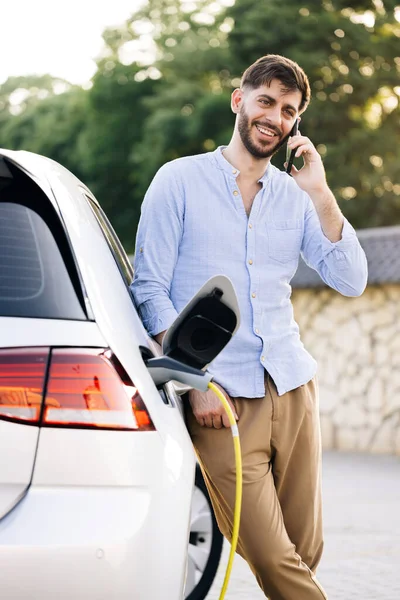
[0, 160, 87, 320]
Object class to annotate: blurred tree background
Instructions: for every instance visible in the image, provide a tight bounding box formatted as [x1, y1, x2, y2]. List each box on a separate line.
[1, 0, 399, 250]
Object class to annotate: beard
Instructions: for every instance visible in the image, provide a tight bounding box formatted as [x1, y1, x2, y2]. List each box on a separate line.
[238, 106, 289, 159]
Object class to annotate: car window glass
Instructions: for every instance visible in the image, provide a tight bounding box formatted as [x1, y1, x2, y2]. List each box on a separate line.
[84, 195, 133, 287]
[0, 202, 86, 320]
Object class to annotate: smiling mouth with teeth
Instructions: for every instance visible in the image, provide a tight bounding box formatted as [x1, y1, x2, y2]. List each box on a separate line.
[255, 124, 277, 138]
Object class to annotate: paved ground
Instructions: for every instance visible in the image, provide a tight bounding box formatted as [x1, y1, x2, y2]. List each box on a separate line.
[207, 451, 400, 599]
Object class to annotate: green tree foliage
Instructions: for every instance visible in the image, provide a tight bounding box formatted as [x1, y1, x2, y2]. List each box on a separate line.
[0, 76, 88, 179]
[0, 0, 399, 249]
[78, 61, 159, 244]
[113, 0, 235, 186]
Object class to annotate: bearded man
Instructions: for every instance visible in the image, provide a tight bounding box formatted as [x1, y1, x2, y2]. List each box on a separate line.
[131, 54, 367, 599]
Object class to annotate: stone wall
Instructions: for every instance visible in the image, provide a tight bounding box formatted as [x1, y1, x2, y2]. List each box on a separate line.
[292, 284, 400, 455]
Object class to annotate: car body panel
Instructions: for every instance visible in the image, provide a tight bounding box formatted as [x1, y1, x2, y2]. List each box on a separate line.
[0, 317, 107, 349]
[0, 421, 38, 517]
[0, 483, 189, 600]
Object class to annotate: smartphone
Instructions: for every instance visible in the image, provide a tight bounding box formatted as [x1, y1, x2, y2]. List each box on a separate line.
[285, 118, 300, 176]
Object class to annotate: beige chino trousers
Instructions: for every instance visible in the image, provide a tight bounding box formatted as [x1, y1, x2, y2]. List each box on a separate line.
[186, 374, 328, 600]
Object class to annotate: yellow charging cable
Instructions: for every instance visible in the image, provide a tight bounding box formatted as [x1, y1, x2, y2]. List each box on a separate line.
[207, 381, 243, 600]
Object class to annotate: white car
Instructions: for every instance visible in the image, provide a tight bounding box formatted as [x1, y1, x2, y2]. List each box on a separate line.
[0, 149, 225, 600]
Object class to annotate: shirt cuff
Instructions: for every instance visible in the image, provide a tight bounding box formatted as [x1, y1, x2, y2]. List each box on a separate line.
[320, 217, 357, 256]
[142, 306, 179, 338]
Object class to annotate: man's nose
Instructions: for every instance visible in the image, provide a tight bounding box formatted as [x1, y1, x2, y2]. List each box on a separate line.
[265, 106, 282, 127]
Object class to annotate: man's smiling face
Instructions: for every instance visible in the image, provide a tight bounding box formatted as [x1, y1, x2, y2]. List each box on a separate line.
[236, 79, 302, 159]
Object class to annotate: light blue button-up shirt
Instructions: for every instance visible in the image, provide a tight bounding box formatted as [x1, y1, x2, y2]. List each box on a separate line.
[131, 147, 367, 397]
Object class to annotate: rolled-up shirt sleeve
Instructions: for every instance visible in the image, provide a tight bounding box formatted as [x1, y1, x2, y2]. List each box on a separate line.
[130, 164, 184, 336]
[301, 194, 368, 297]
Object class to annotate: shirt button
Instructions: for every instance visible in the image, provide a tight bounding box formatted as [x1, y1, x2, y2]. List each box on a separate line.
[252, 292, 256, 298]
[261, 356, 265, 362]
[255, 328, 260, 334]
[232, 169, 238, 174]
[249, 223, 253, 229]
[233, 190, 239, 196]
[139, 247, 144, 253]
[248, 259, 253, 265]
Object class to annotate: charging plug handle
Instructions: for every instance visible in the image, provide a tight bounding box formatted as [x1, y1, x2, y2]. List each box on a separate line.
[145, 356, 213, 392]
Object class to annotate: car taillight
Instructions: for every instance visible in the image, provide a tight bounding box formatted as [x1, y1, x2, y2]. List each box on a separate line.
[0, 348, 49, 424]
[0, 347, 155, 431]
[43, 348, 155, 431]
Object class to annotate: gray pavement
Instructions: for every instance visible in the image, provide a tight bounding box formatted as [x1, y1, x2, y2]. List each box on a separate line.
[207, 451, 400, 599]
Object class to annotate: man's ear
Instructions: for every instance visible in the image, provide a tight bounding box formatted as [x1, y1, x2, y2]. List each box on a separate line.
[231, 88, 243, 114]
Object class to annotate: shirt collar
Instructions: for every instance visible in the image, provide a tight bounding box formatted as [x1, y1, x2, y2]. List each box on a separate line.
[212, 146, 272, 184]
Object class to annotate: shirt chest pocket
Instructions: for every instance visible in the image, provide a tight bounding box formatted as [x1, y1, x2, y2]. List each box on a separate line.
[267, 219, 303, 264]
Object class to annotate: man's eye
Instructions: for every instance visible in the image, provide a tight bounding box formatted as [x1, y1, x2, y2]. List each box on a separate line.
[260, 99, 270, 105]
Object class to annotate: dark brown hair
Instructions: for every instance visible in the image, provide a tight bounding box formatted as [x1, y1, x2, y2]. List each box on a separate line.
[240, 54, 311, 112]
